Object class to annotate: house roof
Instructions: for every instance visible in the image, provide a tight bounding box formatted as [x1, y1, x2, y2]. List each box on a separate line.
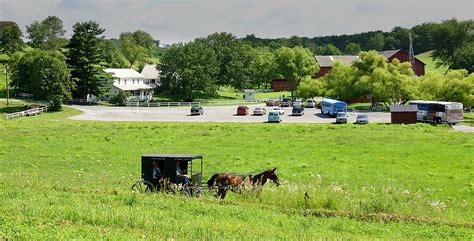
[315, 55, 360, 67]
[112, 83, 153, 91]
[104, 68, 144, 79]
[141, 64, 160, 79]
[390, 105, 418, 112]
[379, 49, 426, 65]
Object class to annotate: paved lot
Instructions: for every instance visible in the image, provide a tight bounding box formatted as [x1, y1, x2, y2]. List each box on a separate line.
[452, 125, 474, 133]
[70, 104, 392, 123]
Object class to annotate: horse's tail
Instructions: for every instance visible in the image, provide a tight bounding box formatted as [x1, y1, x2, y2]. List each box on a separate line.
[207, 173, 220, 188]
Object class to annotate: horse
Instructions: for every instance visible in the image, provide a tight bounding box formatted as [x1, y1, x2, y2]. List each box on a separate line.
[207, 168, 280, 199]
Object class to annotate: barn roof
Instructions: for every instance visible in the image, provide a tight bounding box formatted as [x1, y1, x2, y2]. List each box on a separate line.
[315, 55, 360, 67]
[390, 105, 418, 112]
[379, 49, 426, 65]
[141, 64, 160, 79]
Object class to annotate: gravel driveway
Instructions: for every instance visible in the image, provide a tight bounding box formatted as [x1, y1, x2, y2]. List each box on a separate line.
[69, 104, 392, 123]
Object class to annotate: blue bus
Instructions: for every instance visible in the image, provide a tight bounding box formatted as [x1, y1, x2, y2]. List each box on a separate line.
[320, 98, 347, 117]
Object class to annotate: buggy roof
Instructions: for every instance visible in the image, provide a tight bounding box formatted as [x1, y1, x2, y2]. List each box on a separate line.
[142, 154, 202, 160]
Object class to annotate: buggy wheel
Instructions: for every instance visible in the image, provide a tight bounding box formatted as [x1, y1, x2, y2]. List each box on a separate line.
[131, 179, 155, 193]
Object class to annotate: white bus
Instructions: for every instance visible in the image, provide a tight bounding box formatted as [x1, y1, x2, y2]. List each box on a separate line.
[408, 100, 464, 124]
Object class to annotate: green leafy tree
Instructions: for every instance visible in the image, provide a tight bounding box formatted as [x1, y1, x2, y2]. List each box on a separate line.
[67, 21, 107, 98]
[429, 18, 473, 69]
[157, 41, 219, 101]
[26, 16, 68, 50]
[320, 61, 358, 100]
[120, 35, 147, 68]
[0, 21, 24, 55]
[119, 30, 156, 68]
[451, 42, 474, 73]
[251, 47, 276, 89]
[368, 33, 385, 51]
[201, 32, 238, 86]
[352, 51, 414, 107]
[274, 46, 319, 99]
[11, 50, 73, 110]
[416, 70, 474, 107]
[344, 43, 361, 55]
[316, 44, 342, 55]
[102, 39, 129, 68]
[297, 76, 325, 99]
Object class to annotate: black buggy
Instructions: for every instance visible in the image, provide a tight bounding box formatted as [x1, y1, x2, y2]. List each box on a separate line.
[131, 154, 203, 196]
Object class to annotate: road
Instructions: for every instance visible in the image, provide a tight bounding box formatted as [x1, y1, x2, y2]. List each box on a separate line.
[69, 104, 392, 123]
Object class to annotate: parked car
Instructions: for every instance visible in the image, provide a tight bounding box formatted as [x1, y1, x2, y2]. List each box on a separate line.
[292, 100, 302, 107]
[272, 107, 285, 115]
[356, 114, 369, 124]
[268, 111, 282, 123]
[253, 107, 267, 115]
[237, 106, 249, 115]
[190, 106, 203, 115]
[265, 99, 280, 106]
[292, 106, 305, 116]
[336, 112, 348, 124]
[279, 97, 292, 107]
[305, 99, 316, 108]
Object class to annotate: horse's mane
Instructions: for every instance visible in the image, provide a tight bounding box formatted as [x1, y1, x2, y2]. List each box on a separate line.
[251, 169, 271, 183]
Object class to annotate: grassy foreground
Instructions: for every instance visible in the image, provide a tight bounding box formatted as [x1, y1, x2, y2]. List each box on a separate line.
[0, 107, 473, 239]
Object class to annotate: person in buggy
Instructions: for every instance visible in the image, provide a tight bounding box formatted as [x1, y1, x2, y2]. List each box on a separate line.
[152, 161, 164, 190]
[176, 160, 190, 185]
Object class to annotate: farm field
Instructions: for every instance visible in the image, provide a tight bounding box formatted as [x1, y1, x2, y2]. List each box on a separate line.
[0, 105, 473, 239]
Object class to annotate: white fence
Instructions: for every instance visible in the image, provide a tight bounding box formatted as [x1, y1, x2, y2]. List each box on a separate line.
[15, 92, 33, 98]
[126, 99, 268, 107]
[6, 106, 48, 120]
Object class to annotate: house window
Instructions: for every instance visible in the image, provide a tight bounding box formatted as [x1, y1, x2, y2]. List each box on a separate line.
[124, 80, 127, 84]
[118, 79, 120, 84]
[133, 79, 135, 84]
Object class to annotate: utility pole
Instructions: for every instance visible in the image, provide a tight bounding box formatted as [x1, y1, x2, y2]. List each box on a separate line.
[4, 64, 9, 106]
[408, 33, 416, 74]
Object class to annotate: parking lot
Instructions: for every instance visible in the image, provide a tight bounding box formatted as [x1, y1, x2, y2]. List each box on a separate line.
[70, 104, 391, 123]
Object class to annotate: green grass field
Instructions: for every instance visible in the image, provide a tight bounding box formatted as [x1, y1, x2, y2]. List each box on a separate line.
[0, 101, 473, 239]
[416, 51, 449, 74]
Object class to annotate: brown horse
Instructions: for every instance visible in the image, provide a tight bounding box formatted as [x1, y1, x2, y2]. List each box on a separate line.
[207, 168, 280, 199]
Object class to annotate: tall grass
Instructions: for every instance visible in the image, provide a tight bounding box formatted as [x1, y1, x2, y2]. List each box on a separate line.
[0, 112, 473, 239]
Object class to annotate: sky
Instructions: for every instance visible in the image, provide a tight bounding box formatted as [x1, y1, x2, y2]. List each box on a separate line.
[1, 0, 473, 44]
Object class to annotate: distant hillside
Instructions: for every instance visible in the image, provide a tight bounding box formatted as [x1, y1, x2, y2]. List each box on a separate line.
[416, 51, 448, 74]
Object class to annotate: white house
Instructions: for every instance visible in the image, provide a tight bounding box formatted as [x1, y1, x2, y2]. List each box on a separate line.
[104, 68, 154, 100]
[141, 64, 160, 88]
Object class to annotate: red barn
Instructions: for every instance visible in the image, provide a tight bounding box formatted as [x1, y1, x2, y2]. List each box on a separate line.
[379, 49, 425, 76]
[270, 49, 425, 92]
[314, 55, 360, 78]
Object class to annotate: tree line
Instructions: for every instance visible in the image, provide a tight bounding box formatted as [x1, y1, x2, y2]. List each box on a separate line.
[1, 17, 472, 107]
[157, 32, 317, 101]
[242, 18, 473, 72]
[0, 16, 160, 110]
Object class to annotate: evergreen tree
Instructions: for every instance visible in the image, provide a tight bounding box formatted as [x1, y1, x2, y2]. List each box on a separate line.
[67, 21, 107, 98]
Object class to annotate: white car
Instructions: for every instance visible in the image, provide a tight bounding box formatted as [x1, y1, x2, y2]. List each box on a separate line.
[336, 112, 348, 124]
[272, 107, 285, 115]
[356, 114, 369, 124]
[292, 100, 302, 107]
[305, 99, 316, 108]
[253, 107, 267, 115]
